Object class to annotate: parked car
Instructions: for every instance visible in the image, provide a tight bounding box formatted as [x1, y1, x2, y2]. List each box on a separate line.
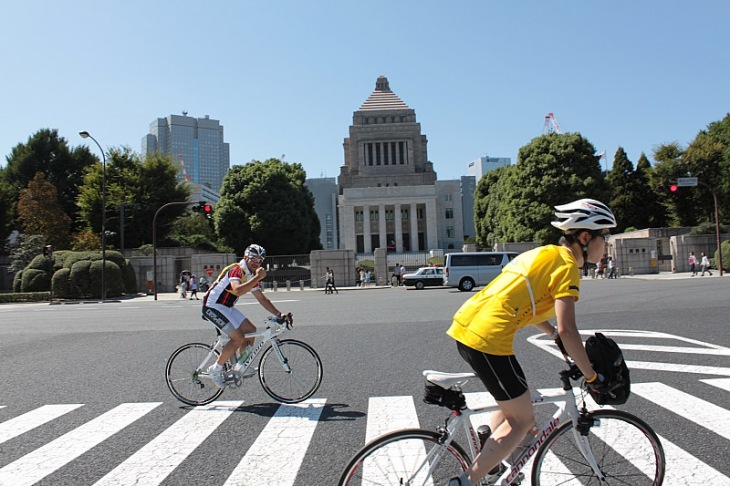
[402, 266, 445, 289]
[443, 251, 518, 291]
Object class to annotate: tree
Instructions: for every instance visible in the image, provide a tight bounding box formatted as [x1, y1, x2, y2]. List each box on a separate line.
[606, 147, 644, 233]
[216, 158, 322, 255]
[634, 153, 667, 228]
[1, 129, 95, 231]
[474, 132, 606, 246]
[77, 148, 189, 248]
[17, 172, 71, 248]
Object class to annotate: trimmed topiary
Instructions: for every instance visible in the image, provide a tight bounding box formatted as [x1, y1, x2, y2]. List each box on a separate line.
[21, 268, 49, 292]
[52, 267, 72, 298]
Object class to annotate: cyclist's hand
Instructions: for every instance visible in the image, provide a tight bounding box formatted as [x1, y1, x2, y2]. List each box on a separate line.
[255, 267, 267, 280]
[587, 373, 609, 393]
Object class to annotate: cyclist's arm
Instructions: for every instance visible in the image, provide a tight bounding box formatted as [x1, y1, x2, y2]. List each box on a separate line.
[229, 267, 266, 296]
[534, 320, 556, 337]
[554, 297, 596, 379]
[252, 290, 284, 318]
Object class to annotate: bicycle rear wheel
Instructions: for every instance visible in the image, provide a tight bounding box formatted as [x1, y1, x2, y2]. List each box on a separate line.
[258, 339, 323, 404]
[531, 409, 665, 485]
[339, 428, 470, 486]
[165, 343, 225, 406]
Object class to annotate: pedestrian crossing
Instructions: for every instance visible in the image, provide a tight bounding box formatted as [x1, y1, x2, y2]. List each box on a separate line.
[1, 382, 729, 485]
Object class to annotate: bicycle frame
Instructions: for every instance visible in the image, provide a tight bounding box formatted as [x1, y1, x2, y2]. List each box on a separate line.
[434, 373, 605, 485]
[199, 318, 291, 381]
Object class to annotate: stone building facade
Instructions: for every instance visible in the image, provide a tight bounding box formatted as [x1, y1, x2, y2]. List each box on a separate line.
[337, 76, 460, 253]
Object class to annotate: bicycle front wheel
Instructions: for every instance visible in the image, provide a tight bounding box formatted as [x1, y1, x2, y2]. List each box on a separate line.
[339, 428, 470, 486]
[258, 339, 323, 404]
[165, 343, 225, 406]
[531, 409, 665, 485]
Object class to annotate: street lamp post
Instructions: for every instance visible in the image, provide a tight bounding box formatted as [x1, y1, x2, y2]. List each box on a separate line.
[153, 201, 193, 300]
[79, 131, 107, 301]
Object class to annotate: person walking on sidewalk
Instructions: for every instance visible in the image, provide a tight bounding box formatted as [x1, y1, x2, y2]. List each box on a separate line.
[700, 252, 713, 276]
[689, 251, 697, 276]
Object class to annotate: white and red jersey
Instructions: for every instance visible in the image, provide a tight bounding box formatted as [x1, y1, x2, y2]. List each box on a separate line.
[204, 259, 261, 308]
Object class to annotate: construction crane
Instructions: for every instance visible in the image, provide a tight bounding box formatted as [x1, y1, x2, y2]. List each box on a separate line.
[543, 112, 562, 134]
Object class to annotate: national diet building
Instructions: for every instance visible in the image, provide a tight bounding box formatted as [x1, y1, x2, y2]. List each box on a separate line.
[337, 76, 466, 253]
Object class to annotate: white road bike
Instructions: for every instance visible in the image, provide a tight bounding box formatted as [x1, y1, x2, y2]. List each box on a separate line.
[339, 357, 665, 485]
[165, 314, 323, 406]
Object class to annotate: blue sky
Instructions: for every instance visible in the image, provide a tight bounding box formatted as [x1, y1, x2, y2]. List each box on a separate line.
[2, 1, 729, 181]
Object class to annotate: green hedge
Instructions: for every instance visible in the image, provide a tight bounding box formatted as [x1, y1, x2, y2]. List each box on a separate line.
[13, 250, 137, 298]
[0, 292, 51, 304]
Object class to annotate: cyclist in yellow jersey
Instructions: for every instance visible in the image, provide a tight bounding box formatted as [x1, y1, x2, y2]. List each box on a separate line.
[447, 199, 617, 486]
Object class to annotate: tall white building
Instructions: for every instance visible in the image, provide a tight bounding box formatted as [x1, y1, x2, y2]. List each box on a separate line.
[467, 156, 511, 179]
[142, 114, 230, 194]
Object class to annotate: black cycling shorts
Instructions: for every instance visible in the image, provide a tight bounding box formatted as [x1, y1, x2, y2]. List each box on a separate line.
[456, 341, 528, 402]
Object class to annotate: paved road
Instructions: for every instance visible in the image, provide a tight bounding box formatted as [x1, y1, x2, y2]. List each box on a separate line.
[0, 275, 728, 485]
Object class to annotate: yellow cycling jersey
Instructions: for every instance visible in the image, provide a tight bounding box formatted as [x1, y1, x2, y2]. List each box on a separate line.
[446, 245, 580, 355]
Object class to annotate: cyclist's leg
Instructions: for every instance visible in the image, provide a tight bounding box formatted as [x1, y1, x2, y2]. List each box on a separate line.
[203, 304, 255, 365]
[456, 342, 536, 484]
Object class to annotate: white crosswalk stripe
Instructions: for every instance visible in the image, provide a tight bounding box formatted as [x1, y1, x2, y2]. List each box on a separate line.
[0, 403, 83, 445]
[0, 382, 728, 485]
[0, 402, 161, 486]
[93, 401, 244, 486]
[223, 398, 326, 486]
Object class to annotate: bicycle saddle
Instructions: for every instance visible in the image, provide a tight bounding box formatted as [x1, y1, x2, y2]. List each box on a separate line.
[423, 370, 476, 389]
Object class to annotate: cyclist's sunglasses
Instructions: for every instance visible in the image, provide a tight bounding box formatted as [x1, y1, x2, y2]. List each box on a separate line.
[249, 256, 265, 264]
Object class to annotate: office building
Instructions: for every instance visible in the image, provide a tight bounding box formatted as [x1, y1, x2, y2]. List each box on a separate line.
[142, 114, 230, 194]
[467, 156, 511, 179]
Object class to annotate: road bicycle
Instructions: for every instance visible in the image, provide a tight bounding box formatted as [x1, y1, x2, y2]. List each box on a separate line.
[339, 357, 665, 485]
[165, 314, 323, 406]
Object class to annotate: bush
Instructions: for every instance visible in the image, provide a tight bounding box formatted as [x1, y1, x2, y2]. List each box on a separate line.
[714, 240, 730, 272]
[28, 254, 52, 271]
[52, 267, 72, 298]
[122, 259, 138, 294]
[13, 271, 22, 292]
[90, 260, 123, 298]
[21, 268, 49, 292]
[70, 260, 92, 297]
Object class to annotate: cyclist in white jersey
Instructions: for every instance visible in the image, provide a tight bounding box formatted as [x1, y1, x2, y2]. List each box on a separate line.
[203, 244, 288, 387]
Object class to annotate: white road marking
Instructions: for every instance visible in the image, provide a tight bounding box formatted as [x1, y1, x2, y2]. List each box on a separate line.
[0, 402, 161, 486]
[0, 404, 83, 445]
[93, 401, 243, 486]
[223, 398, 326, 486]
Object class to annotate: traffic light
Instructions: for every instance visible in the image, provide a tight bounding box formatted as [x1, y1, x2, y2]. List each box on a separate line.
[202, 204, 213, 219]
[669, 183, 678, 193]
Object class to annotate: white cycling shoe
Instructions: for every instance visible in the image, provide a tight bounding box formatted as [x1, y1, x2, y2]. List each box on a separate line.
[207, 365, 226, 388]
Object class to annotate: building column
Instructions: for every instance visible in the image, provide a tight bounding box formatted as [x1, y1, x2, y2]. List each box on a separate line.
[363, 204, 371, 253]
[340, 197, 356, 250]
[379, 203, 387, 250]
[410, 202, 419, 251]
[426, 199, 438, 250]
[394, 203, 403, 252]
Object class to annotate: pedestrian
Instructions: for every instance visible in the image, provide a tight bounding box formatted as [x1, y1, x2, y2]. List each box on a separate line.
[328, 267, 339, 294]
[445, 198, 617, 486]
[597, 258, 605, 279]
[399, 263, 406, 286]
[392, 263, 400, 287]
[607, 257, 617, 279]
[689, 251, 697, 276]
[700, 252, 713, 276]
[189, 274, 199, 300]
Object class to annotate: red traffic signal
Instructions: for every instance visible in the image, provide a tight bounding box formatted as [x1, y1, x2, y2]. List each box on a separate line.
[669, 184, 678, 193]
[203, 204, 212, 214]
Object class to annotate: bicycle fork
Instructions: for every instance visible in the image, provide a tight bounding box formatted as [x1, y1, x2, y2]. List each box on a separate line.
[570, 410, 606, 481]
[269, 338, 293, 373]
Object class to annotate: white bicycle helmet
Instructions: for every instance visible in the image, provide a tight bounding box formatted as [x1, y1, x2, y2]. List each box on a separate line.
[244, 244, 266, 260]
[551, 199, 617, 233]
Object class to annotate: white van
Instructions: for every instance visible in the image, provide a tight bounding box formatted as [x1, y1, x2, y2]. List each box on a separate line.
[443, 251, 518, 291]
